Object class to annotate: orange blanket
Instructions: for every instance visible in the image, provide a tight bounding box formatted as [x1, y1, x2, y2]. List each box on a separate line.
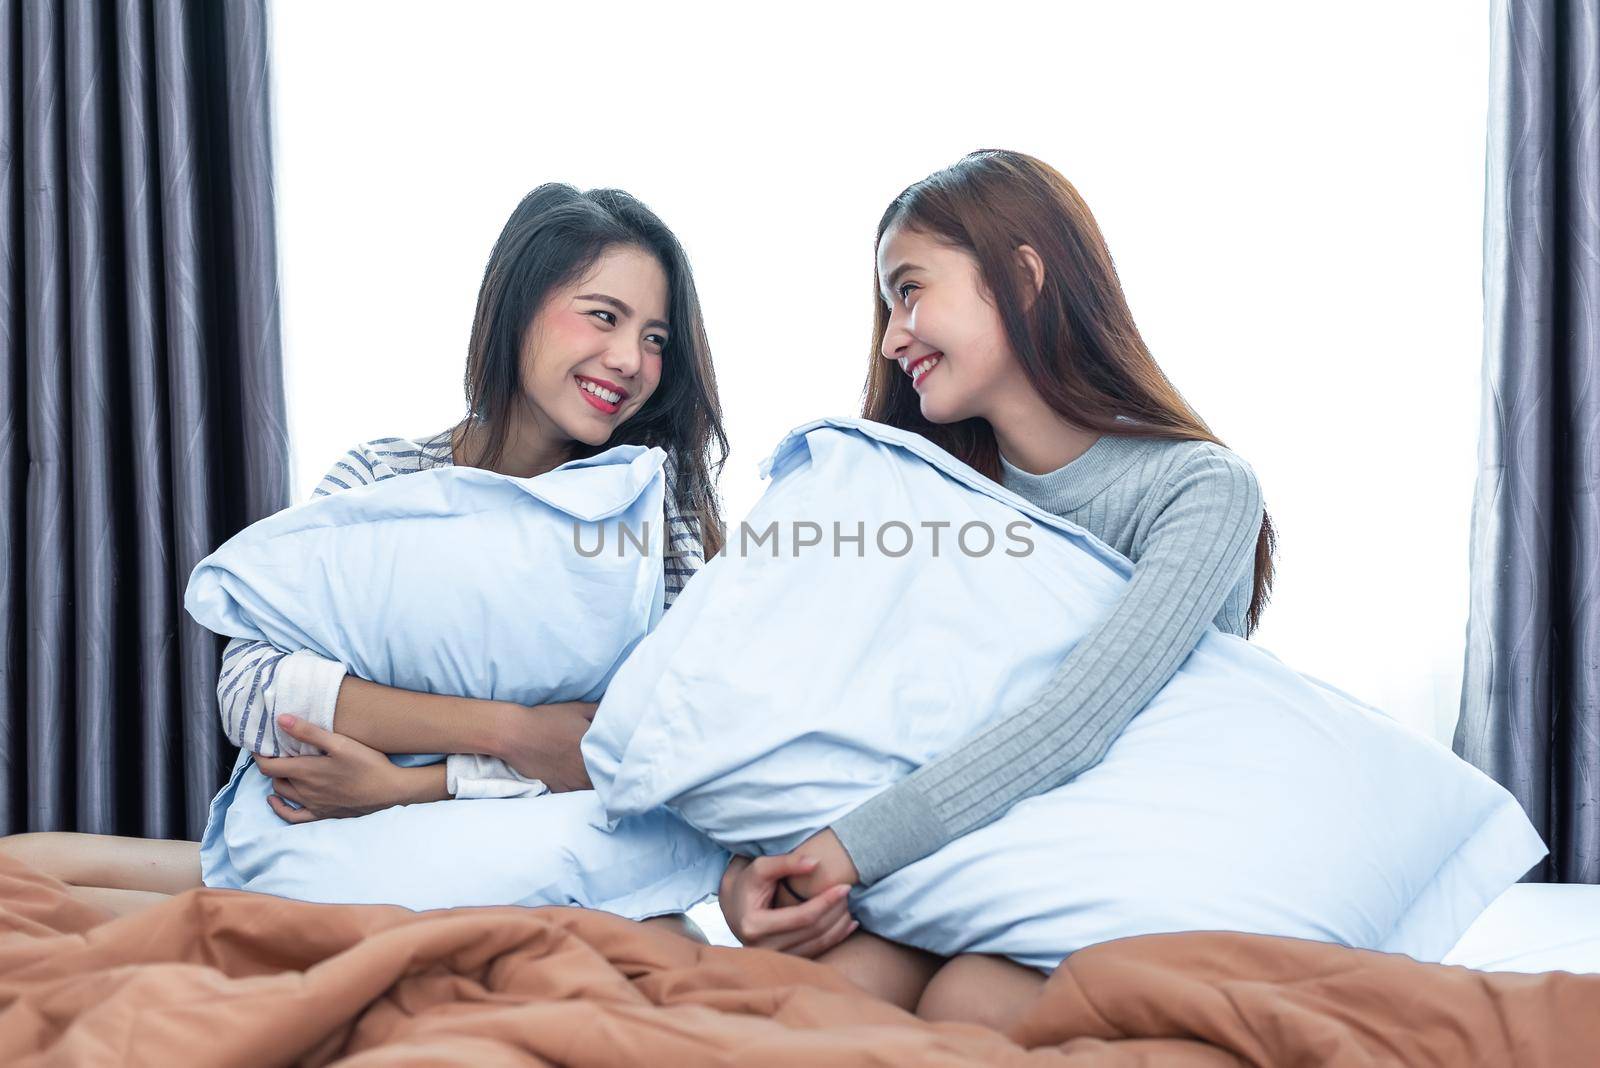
[0, 852, 1594, 1066]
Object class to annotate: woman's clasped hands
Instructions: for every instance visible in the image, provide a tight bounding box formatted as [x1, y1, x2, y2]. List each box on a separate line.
[719, 828, 862, 957]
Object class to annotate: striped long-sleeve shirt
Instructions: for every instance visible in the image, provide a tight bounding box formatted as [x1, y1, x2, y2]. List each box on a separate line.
[831, 427, 1266, 884]
[216, 427, 706, 799]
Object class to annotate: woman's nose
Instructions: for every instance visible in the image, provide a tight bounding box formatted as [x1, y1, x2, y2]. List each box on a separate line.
[603, 344, 643, 377]
[880, 322, 910, 362]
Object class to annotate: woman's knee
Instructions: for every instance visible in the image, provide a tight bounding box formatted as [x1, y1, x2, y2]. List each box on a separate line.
[642, 912, 710, 944]
[915, 953, 1045, 1032]
[815, 929, 944, 1011]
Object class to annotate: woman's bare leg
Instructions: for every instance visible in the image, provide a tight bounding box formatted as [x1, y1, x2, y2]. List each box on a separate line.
[65, 885, 175, 919]
[915, 953, 1047, 1032]
[0, 832, 202, 894]
[0, 835, 726, 940]
[814, 928, 945, 1011]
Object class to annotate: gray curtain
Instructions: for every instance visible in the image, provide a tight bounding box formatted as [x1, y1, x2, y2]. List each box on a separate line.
[1456, 0, 1599, 884]
[1, 0, 290, 840]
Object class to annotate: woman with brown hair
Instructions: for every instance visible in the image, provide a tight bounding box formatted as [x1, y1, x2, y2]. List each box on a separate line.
[719, 149, 1278, 1027]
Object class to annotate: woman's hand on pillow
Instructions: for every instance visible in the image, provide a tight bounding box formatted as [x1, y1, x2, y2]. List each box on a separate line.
[254, 714, 446, 822]
[718, 853, 857, 957]
[491, 701, 598, 793]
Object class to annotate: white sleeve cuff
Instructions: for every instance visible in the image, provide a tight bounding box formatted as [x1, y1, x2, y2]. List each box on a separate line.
[272, 650, 348, 756]
[445, 753, 550, 799]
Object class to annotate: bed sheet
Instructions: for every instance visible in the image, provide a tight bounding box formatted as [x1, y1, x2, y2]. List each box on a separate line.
[1441, 883, 1600, 974]
[696, 883, 1600, 972]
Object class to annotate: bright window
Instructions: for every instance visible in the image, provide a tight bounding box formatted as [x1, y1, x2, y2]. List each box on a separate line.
[269, 0, 1489, 744]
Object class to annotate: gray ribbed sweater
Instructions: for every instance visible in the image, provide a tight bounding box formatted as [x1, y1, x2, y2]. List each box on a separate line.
[831, 428, 1266, 884]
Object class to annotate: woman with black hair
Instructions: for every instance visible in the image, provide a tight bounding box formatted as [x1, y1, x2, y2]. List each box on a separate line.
[0, 184, 729, 932]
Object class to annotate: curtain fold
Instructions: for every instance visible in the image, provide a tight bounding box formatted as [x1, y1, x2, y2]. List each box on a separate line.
[1455, 0, 1600, 884]
[0, 0, 289, 840]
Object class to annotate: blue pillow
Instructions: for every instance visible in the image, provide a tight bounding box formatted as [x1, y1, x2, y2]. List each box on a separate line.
[201, 746, 727, 916]
[584, 418, 1548, 969]
[188, 444, 728, 918]
[187, 444, 670, 707]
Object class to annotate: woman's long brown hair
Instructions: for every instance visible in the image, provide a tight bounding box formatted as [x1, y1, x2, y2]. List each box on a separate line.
[862, 150, 1276, 634]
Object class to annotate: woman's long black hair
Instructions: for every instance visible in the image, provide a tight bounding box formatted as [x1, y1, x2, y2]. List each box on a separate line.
[451, 183, 728, 555]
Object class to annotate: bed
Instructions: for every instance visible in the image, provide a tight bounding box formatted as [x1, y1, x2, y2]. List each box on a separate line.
[1442, 883, 1600, 974]
[692, 885, 1600, 975]
[1, 852, 1598, 1064]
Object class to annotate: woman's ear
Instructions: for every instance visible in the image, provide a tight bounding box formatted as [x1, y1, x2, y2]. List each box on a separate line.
[1016, 244, 1045, 310]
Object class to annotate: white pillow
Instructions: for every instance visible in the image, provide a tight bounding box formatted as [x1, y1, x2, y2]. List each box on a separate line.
[188, 444, 728, 918]
[584, 417, 1548, 969]
[186, 444, 672, 708]
[200, 746, 728, 917]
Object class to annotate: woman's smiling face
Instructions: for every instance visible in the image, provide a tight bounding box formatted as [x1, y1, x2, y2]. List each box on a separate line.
[522, 244, 670, 447]
[876, 221, 1028, 425]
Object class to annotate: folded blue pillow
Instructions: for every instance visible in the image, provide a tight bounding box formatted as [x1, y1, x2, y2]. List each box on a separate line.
[187, 444, 671, 706]
[585, 418, 1547, 969]
[188, 443, 728, 918]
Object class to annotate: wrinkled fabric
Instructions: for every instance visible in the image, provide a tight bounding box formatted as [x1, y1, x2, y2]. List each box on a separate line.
[587, 418, 1546, 971]
[2, 851, 1598, 1067]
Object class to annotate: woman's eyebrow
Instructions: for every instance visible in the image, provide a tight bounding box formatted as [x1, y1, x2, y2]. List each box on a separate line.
[576, 292, 670, 332]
